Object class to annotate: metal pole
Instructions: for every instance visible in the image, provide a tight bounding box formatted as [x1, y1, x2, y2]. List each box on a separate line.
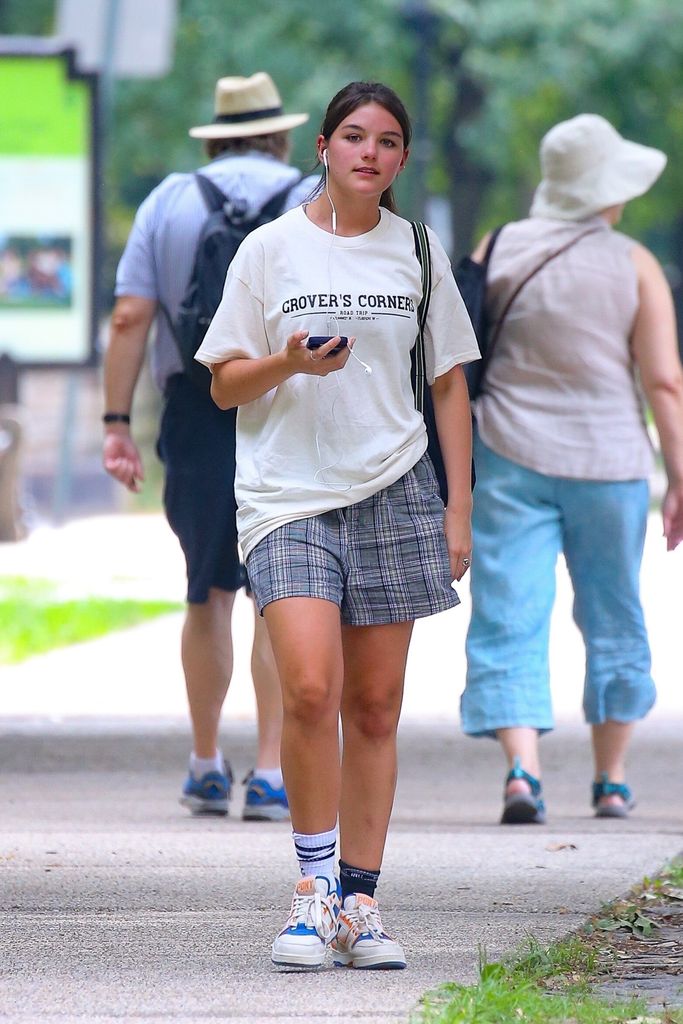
[51, 0, 120, 523]
[100, 0, 121, 124]
[51, 371, 79, 524]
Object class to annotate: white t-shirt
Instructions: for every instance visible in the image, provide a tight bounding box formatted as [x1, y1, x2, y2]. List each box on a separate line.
[196, 205, 479, 558]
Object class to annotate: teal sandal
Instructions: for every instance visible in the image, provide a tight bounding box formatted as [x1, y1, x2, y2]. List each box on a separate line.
[501, 757, 546, 825]
[592, 773, 635, 818]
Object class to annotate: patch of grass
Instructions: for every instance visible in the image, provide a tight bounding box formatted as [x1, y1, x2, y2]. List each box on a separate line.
[413, 933, 669, 1024]
[639, 858, 683, 896]
[414, 859, 683, 1023]
[414, 857, 683, 1023]
[0, 576, 182, 664]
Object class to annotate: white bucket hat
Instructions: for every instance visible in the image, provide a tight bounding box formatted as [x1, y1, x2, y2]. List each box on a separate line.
[530, 113, 666, 221]
[189, 72, 309, 140]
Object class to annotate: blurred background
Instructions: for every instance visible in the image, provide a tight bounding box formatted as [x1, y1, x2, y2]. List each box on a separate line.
[1, 0, 681, 534]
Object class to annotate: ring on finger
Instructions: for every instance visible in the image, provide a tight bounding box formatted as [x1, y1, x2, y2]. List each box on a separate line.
[462, 557, 471, 567]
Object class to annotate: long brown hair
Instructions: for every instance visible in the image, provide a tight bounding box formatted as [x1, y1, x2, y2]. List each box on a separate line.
[312, 82, 412, 213]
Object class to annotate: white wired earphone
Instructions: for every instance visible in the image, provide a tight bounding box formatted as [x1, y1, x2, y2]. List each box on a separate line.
[321, 147, 372, 376]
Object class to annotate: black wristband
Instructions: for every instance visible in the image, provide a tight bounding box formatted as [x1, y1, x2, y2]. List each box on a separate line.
[102, 413, 130, 424]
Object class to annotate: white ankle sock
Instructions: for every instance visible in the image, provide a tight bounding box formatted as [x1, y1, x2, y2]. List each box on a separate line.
[293, 827, 338, 892]
[253, 767, 283, 788]
[190, 751, 224, 779]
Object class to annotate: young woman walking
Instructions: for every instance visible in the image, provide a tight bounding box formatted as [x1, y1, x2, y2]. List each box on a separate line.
[196, 81, 479, 969]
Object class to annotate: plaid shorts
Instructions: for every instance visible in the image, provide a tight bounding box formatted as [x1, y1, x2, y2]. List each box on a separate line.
[245, 454, 460, 626]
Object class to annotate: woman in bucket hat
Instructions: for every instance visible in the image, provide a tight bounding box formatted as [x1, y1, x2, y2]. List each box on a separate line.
[460, 114, 683, 824]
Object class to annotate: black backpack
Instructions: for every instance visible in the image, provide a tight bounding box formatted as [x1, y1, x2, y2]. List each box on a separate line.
[165, 172, 302, 391]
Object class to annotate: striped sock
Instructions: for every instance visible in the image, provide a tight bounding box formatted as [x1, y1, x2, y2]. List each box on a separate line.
[292, 828, 337, 892]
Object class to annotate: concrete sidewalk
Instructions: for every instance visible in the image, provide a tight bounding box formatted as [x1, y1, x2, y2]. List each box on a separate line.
[1, 513, 682, 1023]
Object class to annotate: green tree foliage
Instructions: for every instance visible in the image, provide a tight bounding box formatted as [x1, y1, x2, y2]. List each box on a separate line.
[2, 0, 681, 283]
[409, 0, 682, 256]
[109, 0, 413, 208]
[108, 0, 683, 271]
[0, 0, 53, 35]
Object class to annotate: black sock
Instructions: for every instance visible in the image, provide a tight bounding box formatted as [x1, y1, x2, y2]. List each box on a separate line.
[339, 859, 380, 902]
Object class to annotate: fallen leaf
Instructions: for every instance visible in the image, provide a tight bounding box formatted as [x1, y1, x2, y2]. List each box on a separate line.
[545, 842, 578, 852]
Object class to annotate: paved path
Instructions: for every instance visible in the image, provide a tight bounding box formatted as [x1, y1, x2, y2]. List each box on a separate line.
[1, 513, 682, 1023]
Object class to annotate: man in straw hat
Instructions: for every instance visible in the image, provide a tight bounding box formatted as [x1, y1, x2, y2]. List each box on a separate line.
[103, 72, 316, 820]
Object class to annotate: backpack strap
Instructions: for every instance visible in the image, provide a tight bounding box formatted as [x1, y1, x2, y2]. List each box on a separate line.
[194, 171, 304, 220]
[194, 172, 229, 213]
[263, 172, 304, 218]
[411, 221, 432, 415]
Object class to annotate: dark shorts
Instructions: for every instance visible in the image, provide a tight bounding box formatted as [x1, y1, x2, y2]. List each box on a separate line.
[246, 454, 460, 626]
[157, 374, 246, 603]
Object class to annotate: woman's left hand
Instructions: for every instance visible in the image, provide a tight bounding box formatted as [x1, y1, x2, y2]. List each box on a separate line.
[444, 505, 472, 581]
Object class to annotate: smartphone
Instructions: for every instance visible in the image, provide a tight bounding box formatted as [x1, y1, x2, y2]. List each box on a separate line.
[306, 335, 349, 357]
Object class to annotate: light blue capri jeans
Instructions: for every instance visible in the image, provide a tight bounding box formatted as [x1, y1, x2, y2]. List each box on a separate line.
[461, 433, 656, 737]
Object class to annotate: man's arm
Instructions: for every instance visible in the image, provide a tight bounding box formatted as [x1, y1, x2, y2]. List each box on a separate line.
[102, 295, 157, 493]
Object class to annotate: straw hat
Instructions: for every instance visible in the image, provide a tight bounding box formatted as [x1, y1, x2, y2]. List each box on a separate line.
[189, 72, 309, 140]
[530, 114, 666, 221]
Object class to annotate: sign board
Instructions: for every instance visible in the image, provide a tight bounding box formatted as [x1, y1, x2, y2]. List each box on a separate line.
[0, 47, 98, 367]
[56, 0, 177, 78]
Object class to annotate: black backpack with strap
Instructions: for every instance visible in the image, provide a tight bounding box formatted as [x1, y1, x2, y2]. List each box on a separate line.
[410, 221, 450, 503]
[166, 172, 302, 392]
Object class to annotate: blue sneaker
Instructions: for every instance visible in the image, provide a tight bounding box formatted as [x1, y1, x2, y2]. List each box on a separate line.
[242, 770, 290, 822]
[179, 761, 232, 816]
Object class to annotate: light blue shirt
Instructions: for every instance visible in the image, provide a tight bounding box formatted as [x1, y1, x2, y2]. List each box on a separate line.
[115, 151, 318, 390]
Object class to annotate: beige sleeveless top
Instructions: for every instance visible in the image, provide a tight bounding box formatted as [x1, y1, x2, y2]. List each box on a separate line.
[473, 216, 654, 480]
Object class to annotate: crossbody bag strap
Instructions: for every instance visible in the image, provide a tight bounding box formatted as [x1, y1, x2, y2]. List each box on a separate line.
[411, 221, 432, 414]
[486, 224, 602, 365]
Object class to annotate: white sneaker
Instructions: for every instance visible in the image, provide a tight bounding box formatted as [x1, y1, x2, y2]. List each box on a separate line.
[271, 876, 340, 968]
[332, 893, 406, 969]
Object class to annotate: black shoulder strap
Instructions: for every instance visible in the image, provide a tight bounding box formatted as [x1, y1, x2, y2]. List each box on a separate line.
[482, 224, 504, 265]
[194, 173, 229, 213]
[264, 173, 304, 218]
[411, 221, 432, 415]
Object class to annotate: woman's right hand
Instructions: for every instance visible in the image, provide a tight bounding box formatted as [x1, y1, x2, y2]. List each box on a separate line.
[663, 483, 683, 551]
[285, 330, 354, 376]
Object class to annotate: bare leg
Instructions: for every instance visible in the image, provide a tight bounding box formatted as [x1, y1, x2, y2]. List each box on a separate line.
[263, 597, 344, 833]
[339, 621, 413, 870]
[592, 720, 635, 810]
[250, 603, 283, 771]
[496, 726, 540, 796]
[181, 588, 235, 758]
